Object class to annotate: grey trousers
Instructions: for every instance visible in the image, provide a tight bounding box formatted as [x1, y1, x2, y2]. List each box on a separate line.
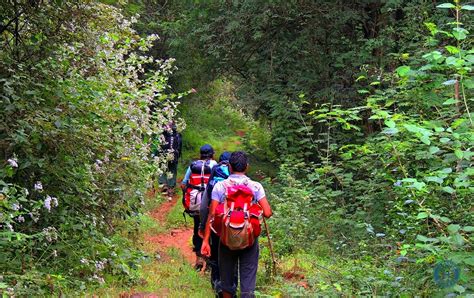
[218, 239, 259, 297]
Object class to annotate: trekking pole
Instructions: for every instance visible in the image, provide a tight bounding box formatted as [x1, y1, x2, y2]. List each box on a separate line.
[262, 216, 277, 276]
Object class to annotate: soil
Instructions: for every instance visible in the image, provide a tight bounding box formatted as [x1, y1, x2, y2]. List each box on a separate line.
[145, 193, 195, 264]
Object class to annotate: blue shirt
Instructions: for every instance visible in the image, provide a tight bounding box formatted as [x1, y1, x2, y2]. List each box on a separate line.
[211, 174, 266, 203]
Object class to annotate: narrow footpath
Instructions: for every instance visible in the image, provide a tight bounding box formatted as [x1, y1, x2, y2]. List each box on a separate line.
[145, 194, 194, 264]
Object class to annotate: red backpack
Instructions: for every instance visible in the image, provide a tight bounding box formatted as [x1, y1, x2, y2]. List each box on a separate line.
[211, 179, 263, 250]
[183, 160, 211, 214]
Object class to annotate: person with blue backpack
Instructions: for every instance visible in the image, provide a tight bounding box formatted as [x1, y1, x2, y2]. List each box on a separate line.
[199, 152, 233, 295]
[181, 144, 217, 270]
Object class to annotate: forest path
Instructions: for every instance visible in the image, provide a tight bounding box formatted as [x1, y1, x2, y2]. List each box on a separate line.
[144, 192, 194, 265]
[120, 190, 202, 298]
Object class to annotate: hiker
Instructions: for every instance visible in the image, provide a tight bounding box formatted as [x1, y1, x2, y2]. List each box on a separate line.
[158, 121, 182, 197]
[181, 144, 217, 269]
[198, 151, 236, 295]
[201, 151, 272, 298]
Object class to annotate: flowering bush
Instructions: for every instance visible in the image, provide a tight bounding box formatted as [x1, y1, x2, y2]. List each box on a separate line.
[0, 2, 179, 294]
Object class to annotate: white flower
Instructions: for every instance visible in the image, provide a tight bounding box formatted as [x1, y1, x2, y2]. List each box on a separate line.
[44, 196, 52, 211]
[7, 158, 18, 168]
[94, 160, 102, 171]
[6, 223, 13, 232]
[51, 197, 58, 207]
[80, 258, 88, 264]
[52, 250, 57, 258]
[24, 188, 29, 196]
[42, 227, 58, 242]
[17, 215, 25, 223]
[34, 181, 43, 192]
[11, 203, 20, 211]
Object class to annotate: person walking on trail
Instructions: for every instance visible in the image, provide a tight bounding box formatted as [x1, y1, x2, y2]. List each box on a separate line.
[181, 144, 217, 269]
[157, 121, 182, 197]
[201, 151, 273, 298]
[198, 151, 235, 295]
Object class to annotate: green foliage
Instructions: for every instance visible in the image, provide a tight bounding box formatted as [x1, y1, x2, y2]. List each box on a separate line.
[1, 2, 179, 294]
[265, 2, 473, 295]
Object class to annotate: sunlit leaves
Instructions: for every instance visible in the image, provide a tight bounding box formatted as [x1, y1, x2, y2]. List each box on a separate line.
[436, 3, 456, 9]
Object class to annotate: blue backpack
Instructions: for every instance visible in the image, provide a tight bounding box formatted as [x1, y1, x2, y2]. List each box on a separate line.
[206, 162, 230, 199]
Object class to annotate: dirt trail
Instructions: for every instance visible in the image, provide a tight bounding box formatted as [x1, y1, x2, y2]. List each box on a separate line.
[144, 192, 195, 264]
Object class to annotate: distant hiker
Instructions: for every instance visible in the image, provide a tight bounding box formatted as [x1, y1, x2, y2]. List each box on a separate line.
[201, 151, 272, 298]
[181, 144, 217, 269]
[198, 151, 235, 294]
[157, 121, 182, 197]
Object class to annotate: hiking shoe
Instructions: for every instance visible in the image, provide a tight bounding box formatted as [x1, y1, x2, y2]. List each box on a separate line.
[194, 256, 205, 271]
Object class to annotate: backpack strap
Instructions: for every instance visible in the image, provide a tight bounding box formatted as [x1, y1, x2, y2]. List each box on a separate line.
[200, 161, 205, 188]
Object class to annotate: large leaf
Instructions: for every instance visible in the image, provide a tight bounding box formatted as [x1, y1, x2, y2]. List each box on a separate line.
[452, 28, 468, 40]
[396, 65, 411, 77]
[447, 224, 461, 233]
[437, 3, 455, 9]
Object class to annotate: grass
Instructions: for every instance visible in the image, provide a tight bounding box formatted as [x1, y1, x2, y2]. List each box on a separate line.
[166, 196, 192, 229]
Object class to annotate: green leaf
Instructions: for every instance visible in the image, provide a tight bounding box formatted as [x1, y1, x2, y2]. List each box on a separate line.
[442, 186, 455, 194]
[445, 45, 460, 54]
[447, 224, 460, 233]
[385, 120, 396, 128]
[429, 146, 440, 154]
[404, 124, 421, 133]
[463, 257, 474, 266]
[452, 28, 468, 40]
[440, 216, 452, 223]
[420, 135, 431, 145]
[417, 212, 429, 219]
[416, 234, 429, 242]
[396, 66, 411, 77]
[423, 51, 444, 63]
[454, 149, 463, 159]
[443, 98, 458, 105]
[440, 167, 452, 174]
[437, 3, 455, 9]
[463, 226, 474, 232]
[425, 22, 438, 36]
[461, 5, 474, 10]
[453, 233, 464, 246]
[440, 137, 451, 143]
[425, 176, 444, 184]
[410, 181, 426, 190]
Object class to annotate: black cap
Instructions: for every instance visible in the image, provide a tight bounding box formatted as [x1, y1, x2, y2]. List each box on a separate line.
[200, 144, 214, 158]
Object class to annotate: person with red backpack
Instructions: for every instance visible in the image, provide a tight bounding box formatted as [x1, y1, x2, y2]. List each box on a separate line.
[181, 144, 217, 269]
[201, 151, 272, 298]
[198, 151, 237, 295]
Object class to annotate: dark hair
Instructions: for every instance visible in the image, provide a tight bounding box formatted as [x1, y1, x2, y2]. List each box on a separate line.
[229, 151, 248, 172]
